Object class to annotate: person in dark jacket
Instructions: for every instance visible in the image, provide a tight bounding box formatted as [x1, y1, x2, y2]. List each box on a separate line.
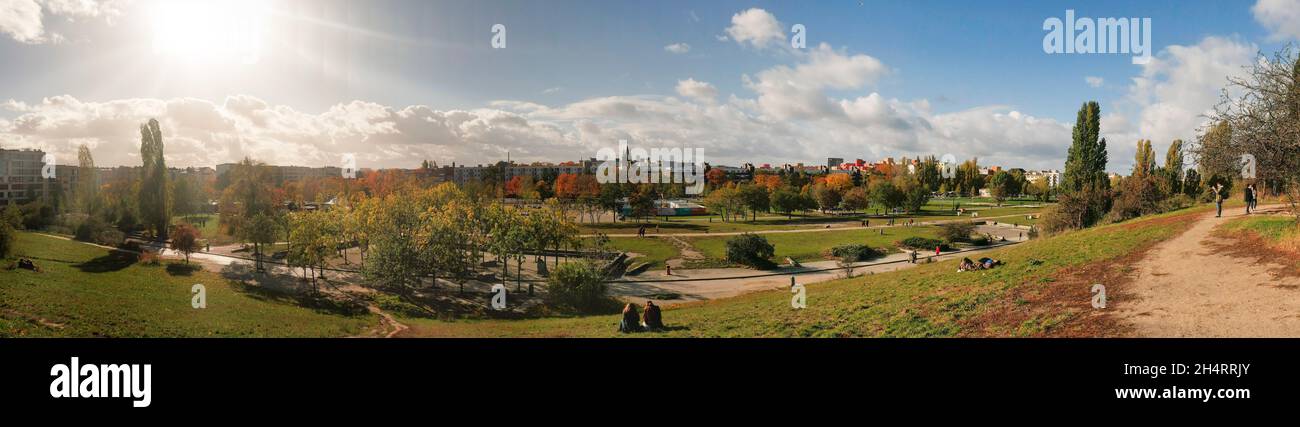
[619, 303, 643, 333]
[642, 301, 663, 331]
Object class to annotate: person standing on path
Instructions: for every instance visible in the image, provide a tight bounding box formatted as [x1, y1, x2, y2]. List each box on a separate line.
[1244, 183, 1254, 214]
[909, 250, 917, 264]
[1212, 183, 1225, 217]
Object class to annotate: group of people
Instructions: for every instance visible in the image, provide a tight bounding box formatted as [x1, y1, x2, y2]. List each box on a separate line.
[958, 257, 1002, 272]
[619, 301, 664, 333]
[1213, 182, 1262, 217]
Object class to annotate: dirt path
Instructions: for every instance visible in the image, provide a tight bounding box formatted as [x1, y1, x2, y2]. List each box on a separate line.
[1116, 205, 1300, 337]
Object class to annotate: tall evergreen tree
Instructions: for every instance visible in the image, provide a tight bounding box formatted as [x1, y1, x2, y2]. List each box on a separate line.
[138, 119, 171, 239]
[76, 144, 97, 214]
[1062, 101, 1109, 193]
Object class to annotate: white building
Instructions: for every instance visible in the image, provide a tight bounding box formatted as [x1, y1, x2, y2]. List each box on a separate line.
[0, 149, 51, 206]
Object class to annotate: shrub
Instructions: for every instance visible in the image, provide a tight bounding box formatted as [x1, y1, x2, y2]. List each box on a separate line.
[1040, 188, 1112, 234]
[1108, 175, 1166, 223]
[0, 221, 14, 259]
[725, 233, 776, 269]
[938, 221, 977, 243]
[545, 261, 611, 313]
[18, 201, 55, 230]
[828, 244, 883, 262]
[897, 236, 948, 251]
[969, 235, 991, 246]
[75, 217, 108, 242]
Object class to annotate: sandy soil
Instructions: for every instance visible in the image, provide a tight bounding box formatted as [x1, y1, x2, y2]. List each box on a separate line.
[1116, 205, 1300, 337]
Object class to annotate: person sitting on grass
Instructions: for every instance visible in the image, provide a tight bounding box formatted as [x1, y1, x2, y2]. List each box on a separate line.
[642, 301, 663, 331]
[619, 303, 643, 333]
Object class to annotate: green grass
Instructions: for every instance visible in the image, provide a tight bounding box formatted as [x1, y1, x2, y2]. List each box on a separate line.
[602, 237, 680, 269]
[581, 203, 1047, 235]
[174, 213, 236, 245]
[687, 226, 942, 263]
[0, 232, 376, 337]
[398, 206, 1201, 337]
[1220, 215, 1299, 243]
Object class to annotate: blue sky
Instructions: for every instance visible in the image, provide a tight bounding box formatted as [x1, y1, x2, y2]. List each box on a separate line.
[0, 0, 1295, 171]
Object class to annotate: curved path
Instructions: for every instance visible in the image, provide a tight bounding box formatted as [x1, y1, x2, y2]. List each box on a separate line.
[582, 212, 1036, 238]
[1116, 205, 1300, 337]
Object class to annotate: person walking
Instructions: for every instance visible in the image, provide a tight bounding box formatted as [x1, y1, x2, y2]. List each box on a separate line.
[1213, 183, 1225, 217]
[908, 250, 918, 264]
[1244, 183, 1254, 214]
[1250, 183, 1260, 211]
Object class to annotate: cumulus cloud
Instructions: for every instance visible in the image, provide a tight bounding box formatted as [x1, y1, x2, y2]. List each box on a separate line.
[664, 42, 690, 54]
[724, 8, 784, 49]
[0, 0, 125, 44]
[674, 78, 717, 102]
[1252, 0, 1300, 41]
[1109, 36, 1257, 171]
[744, 43, 889, 121]
[1085, 76, 1105, 88]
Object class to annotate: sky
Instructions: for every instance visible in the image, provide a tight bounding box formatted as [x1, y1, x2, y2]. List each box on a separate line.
[0, 0, 1297, 173]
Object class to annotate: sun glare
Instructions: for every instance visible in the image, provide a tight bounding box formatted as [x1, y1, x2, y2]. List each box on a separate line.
[152, 0, 270, 64]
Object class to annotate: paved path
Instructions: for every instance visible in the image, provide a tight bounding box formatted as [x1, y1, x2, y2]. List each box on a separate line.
[1116, 205, 1300, 337]
[583, 212, 1035, 238]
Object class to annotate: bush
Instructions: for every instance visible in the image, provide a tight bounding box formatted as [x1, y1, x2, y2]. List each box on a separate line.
[75, 217, 125, 246]
[897, 236, 948, 251]
[1040, 188, 1112, 234]
[725, 233, 776, 269]
[18, 201, 55, 230]
[545, 261, 611, 313]
[969, 235, 991, 246]
[1107, 175, 1166, 223]
[938, 221, 977, 243]
[0, 221, 15, 259]
[828, 244, 883, 262]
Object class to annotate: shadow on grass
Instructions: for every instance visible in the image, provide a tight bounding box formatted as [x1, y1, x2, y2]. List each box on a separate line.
[218, 263, 368, 317]
[165, 262, 201, 276]
[72, 250, 138, 273]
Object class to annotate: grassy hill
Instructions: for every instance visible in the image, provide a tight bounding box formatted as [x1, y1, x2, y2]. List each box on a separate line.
[398, 207, 1206, 337]
[0, 232, 375, 337]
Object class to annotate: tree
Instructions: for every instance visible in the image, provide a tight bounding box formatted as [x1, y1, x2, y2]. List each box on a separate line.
[246, 213, 279, 272]
[770, 187, 802, 218]
[76, 144, 97, 214]
[812, 183, 841, 212]
[724, 233, 775, 269]
[737, 184, 769, 221]
[170, 223, 201, 264]
[1165, 139, 1185, 195]
[1133, 139, 1157, 177]
[868, 180, 903, 214]
[0, 215, 15, 259]
[841, 186, 870, 213]
[137, 119, 171, 239]
[895, 175, 931, 213]
[1062, 101, 1110, 193]
[988, 171, 1013, 205]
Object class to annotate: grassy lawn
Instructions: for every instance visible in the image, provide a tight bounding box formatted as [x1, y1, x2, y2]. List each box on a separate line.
[174, 213, 237, 245]
[581, 204, 1048, 235]
[397, 206, 1201, 337]
[0, 232, 375, 337]
[1219, 214, 1300, 254]
[687, 226, 942, 263]
[602, 237, 680, 269]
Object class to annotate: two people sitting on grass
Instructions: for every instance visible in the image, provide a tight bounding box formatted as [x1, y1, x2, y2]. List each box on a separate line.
[618, 301, 665, 333]
[959, 257, 1003, 272]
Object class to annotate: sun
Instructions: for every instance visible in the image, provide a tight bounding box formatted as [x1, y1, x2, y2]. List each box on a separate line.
[151, 0, 271, 64]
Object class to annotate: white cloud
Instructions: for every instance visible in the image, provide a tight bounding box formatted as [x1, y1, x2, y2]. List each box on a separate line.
[1107, 36, 1257, 172]
[745, 43, 889, 121]
[0, 0, 125, 44]
[664, 42, 691, 54]
[724, 8, 784, 49]
[674, 78, 717, 102]
[1253, 0, 1300, 40]
[1085, 76, 1105, 88]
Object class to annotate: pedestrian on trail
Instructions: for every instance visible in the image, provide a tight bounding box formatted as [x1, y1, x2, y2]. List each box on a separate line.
[935, 245, 941, 256]
[1249, 183, 1259, 211]
[1245, 184, 1256, 214]
[909, 250, 918, 264]
[1213, 183, 1225, 217]
[637, 225, 646, 237]
[665, 265, 672, 276]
